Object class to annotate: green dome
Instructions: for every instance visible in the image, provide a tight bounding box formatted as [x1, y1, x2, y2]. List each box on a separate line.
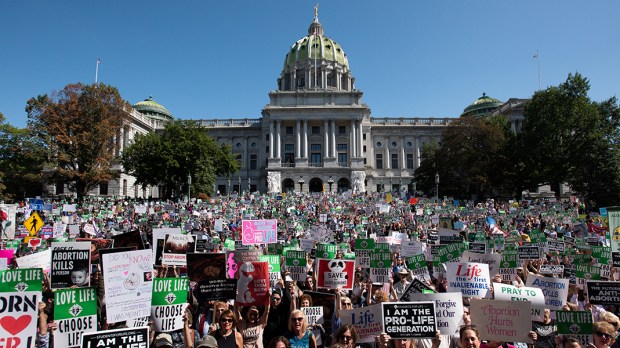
[461, 93, 503, 117]
[133, 96, 173, 122]
[283, 15, 349, 70]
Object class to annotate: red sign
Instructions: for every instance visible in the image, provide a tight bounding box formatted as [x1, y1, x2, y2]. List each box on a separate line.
[316, 259, 355, 290]
[410, 198, 418, 205]
[235, 261, 270, 306]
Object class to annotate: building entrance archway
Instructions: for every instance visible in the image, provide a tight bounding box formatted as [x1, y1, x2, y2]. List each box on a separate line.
[337, 178, 350, 193]
[282, 178, 295, 193]
[309, 178, 324, 192]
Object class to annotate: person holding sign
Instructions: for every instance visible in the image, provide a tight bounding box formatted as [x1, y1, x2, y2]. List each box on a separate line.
[213, 310, 244, 348]
[235, 301, 271, 348]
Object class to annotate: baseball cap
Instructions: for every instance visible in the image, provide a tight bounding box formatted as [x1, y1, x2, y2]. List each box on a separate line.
[197, 335, 218, 348]
[154, 333, 173, 347]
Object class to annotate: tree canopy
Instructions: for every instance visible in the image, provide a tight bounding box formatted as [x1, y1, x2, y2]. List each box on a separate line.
[121, 120, 239, 199]
[0, 112, 47, 201]
[26, 83, 128, 201]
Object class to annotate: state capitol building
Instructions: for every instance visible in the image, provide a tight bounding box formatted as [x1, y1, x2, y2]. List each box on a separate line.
[55, 10, 525, 198]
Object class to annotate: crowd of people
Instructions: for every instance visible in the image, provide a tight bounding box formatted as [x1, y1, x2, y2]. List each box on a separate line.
[0, 190, 618, 348]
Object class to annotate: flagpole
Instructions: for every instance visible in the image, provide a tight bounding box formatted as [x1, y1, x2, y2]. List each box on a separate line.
[95, 58, 101, 84]
[534, 50, 541, 90]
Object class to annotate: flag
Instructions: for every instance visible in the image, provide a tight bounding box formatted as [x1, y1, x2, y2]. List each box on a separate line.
[533, 51, 539, 59]
[486, 216, 507, 236]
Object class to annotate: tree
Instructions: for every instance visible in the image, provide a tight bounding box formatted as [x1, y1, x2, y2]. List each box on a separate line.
[0, 113, 47, 201]
[121, 120, 239, 200]
[26, 83, 127, 201]
[519, 73, 620, 208]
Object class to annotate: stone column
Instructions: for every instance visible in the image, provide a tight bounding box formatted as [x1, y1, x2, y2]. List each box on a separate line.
[350, 120, 357, 157]
[331, 120, 336, 158]
[358, 122, 363, 157]
[276, 120, 281, 159]
[296, 120, 301, 158]
[415, 137, 421, 168]
[324, 119, 329, 158]
[385, 141, 391, 169]
[269, 121, 274, 158]
[401, 137, 406, 170]
[303, 120, 308, 158]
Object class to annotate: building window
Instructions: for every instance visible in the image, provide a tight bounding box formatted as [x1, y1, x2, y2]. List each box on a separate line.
[391, 141, 397, 148]
[376, 141, 382, 147]
[298, 77, 305, 88]
[312, 126, 320, 135]
[251, 142, 257, 148]
[363, 145, 366, 152]
[236, 142, 242, 148]
[376, 154, 383, 169]
[236, 153, 243, 167]
[99, 182, 108, 195]
[311, 144, 321, 151]
[56, 181, 64, 194]
[266, 146, 269, 154]
[266, 134, 269, 141]
[284, 144, 294, 164]
[339, 126, 346, 134]
[338, 153, 348, 165]
[363, 133, 366, 140]
[391, 154, 399, 169]
[310, 144, 321, 165]
[364, 158, 367, 164]
[250, 154, 257, 170]
[284, 144, 294, 151]
[286, 126, 294, 135]
[407, 153, 414, 169]
[407, 141, 413, 147]
[337, 144, 347, 151]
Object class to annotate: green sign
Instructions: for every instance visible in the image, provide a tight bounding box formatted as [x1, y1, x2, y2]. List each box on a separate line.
[556, 310, 592, 344]
[355, 239, 375, 250]
[575, 265, 601, 280]
[151, 277, 189, 306]
[0, 268, 43, 292]
[370, 251, 392, 268]
[54, 288, 98, 320]
[406, 254, 427, 271]
[317, 243, 337, 259]
[286, 250, 307, 267]
[433, 242, 467, 266]
[260, 255, 281, 273]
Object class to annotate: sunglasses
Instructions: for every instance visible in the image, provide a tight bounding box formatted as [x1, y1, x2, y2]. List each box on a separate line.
[595, 332, 613, 340]
[341, 335, 353, 341]
[272, 297, 281, 301]
[291, 317, 304, 322]
[220, 318, 234, 323]
[341, 302, 352, 306]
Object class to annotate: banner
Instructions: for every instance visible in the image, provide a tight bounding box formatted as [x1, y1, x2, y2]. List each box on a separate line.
[382, 302, 436, 339]
[492, 282, 545, 321]
[470, 299, 532, 343]
[81, 327, 150, 348]
[316, 258, 355, 290]
[54, 288, 97, 347]
[525, 274, 569, 310]
[406, 292, 464, 335]
[187, 253, 235, 302]
[340, 304, 383, 343]
[556, 311, 592, 346]
[586, 281, 620, 305]
[236, 261, 270, 306]
[162, 234, 195, 266]
[446, 262, 491, 298]
[0, 268, 43, 348]
[152, 277, 189, 332]
[242, 219, 277, 245]
[51, 242, 91, 289]
[102, 249, 154, 323]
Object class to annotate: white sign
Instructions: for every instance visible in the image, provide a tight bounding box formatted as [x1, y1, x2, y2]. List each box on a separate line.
[406, 292, 464, 335]
[525, 274, 569, 310]
[446, 262, 491, 298]
[16, 249, 51, 273]
[492, 283, 546, 321]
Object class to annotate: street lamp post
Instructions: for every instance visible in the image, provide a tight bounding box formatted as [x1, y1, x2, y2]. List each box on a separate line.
[412, 181, 417, 197]
[238, 176, 241, 193]
[187, 174, 192, 203]
[227, 178, 231, 196]
[248, 177, 251, 193]
[327, 176, 334, 192]
[399, 178, 402, 193]
[435, 172, 440, 203]
[390, 177, 393, 193]
[298, 176, 305, 193]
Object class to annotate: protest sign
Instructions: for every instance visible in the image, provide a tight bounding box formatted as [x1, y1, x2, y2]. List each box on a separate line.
[112, 230, 145, 250]
[556, 311, 593, 346]
[586, 281, 620, 305]
[493, 282, 545, 321]
[407, 292, 463, 335]
[81, 327, 149, 348]
[406, 254, 430, 280]
[575, 265, 601, 287]
[242, 219, 277, 245]
[285, 250, 308, 281]
[546, 240, 565, 253]
[0, 249, 15, 269]
[612, 252, 620, 267]
[459, 251, 501, 276]
[340, 304, 384, 343]
[0, 268, 43, 348]
[608, 207, 620, 252]
[301, 306, 324, 325]
[161, 234, 195, 266]
[236, 261, 270, 306]
[51, 242, 91, 289]
[259, 255, 281, 283]
[317, 258, 354, 290]
[0, 204, 18, 239]
[539, 265, 564, 277]
[518, 245, 540, 260]
[446, 262, 491, 298]
[400, 279, 437, 301]
[54, 288, 97, 347]
[468, 243, 486, 254]
[229, 250, 261, 279]
[370, 249, 392, 283]
[152, 227, 182, 265]
[151, 277, 189, 332]
[438, 228, 461, 244]
[16, 249, 51, 273]
[187, 253, 236, 302]
[53, 222, 67, 239]
[317, 243, 337, 259]
[525, 274, 569, 310]
[102, 249, 154, 323]
[382, 302, 436, 339]
[470, 299, 532, 343]
[401, 241, 424, 257]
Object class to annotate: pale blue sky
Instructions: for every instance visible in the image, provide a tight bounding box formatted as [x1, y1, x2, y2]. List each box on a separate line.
[1, 1, 618, 128]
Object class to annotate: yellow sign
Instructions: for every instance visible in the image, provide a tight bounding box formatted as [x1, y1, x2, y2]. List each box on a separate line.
[386, 193, 393, 203]
[24, 212, 43, 236]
